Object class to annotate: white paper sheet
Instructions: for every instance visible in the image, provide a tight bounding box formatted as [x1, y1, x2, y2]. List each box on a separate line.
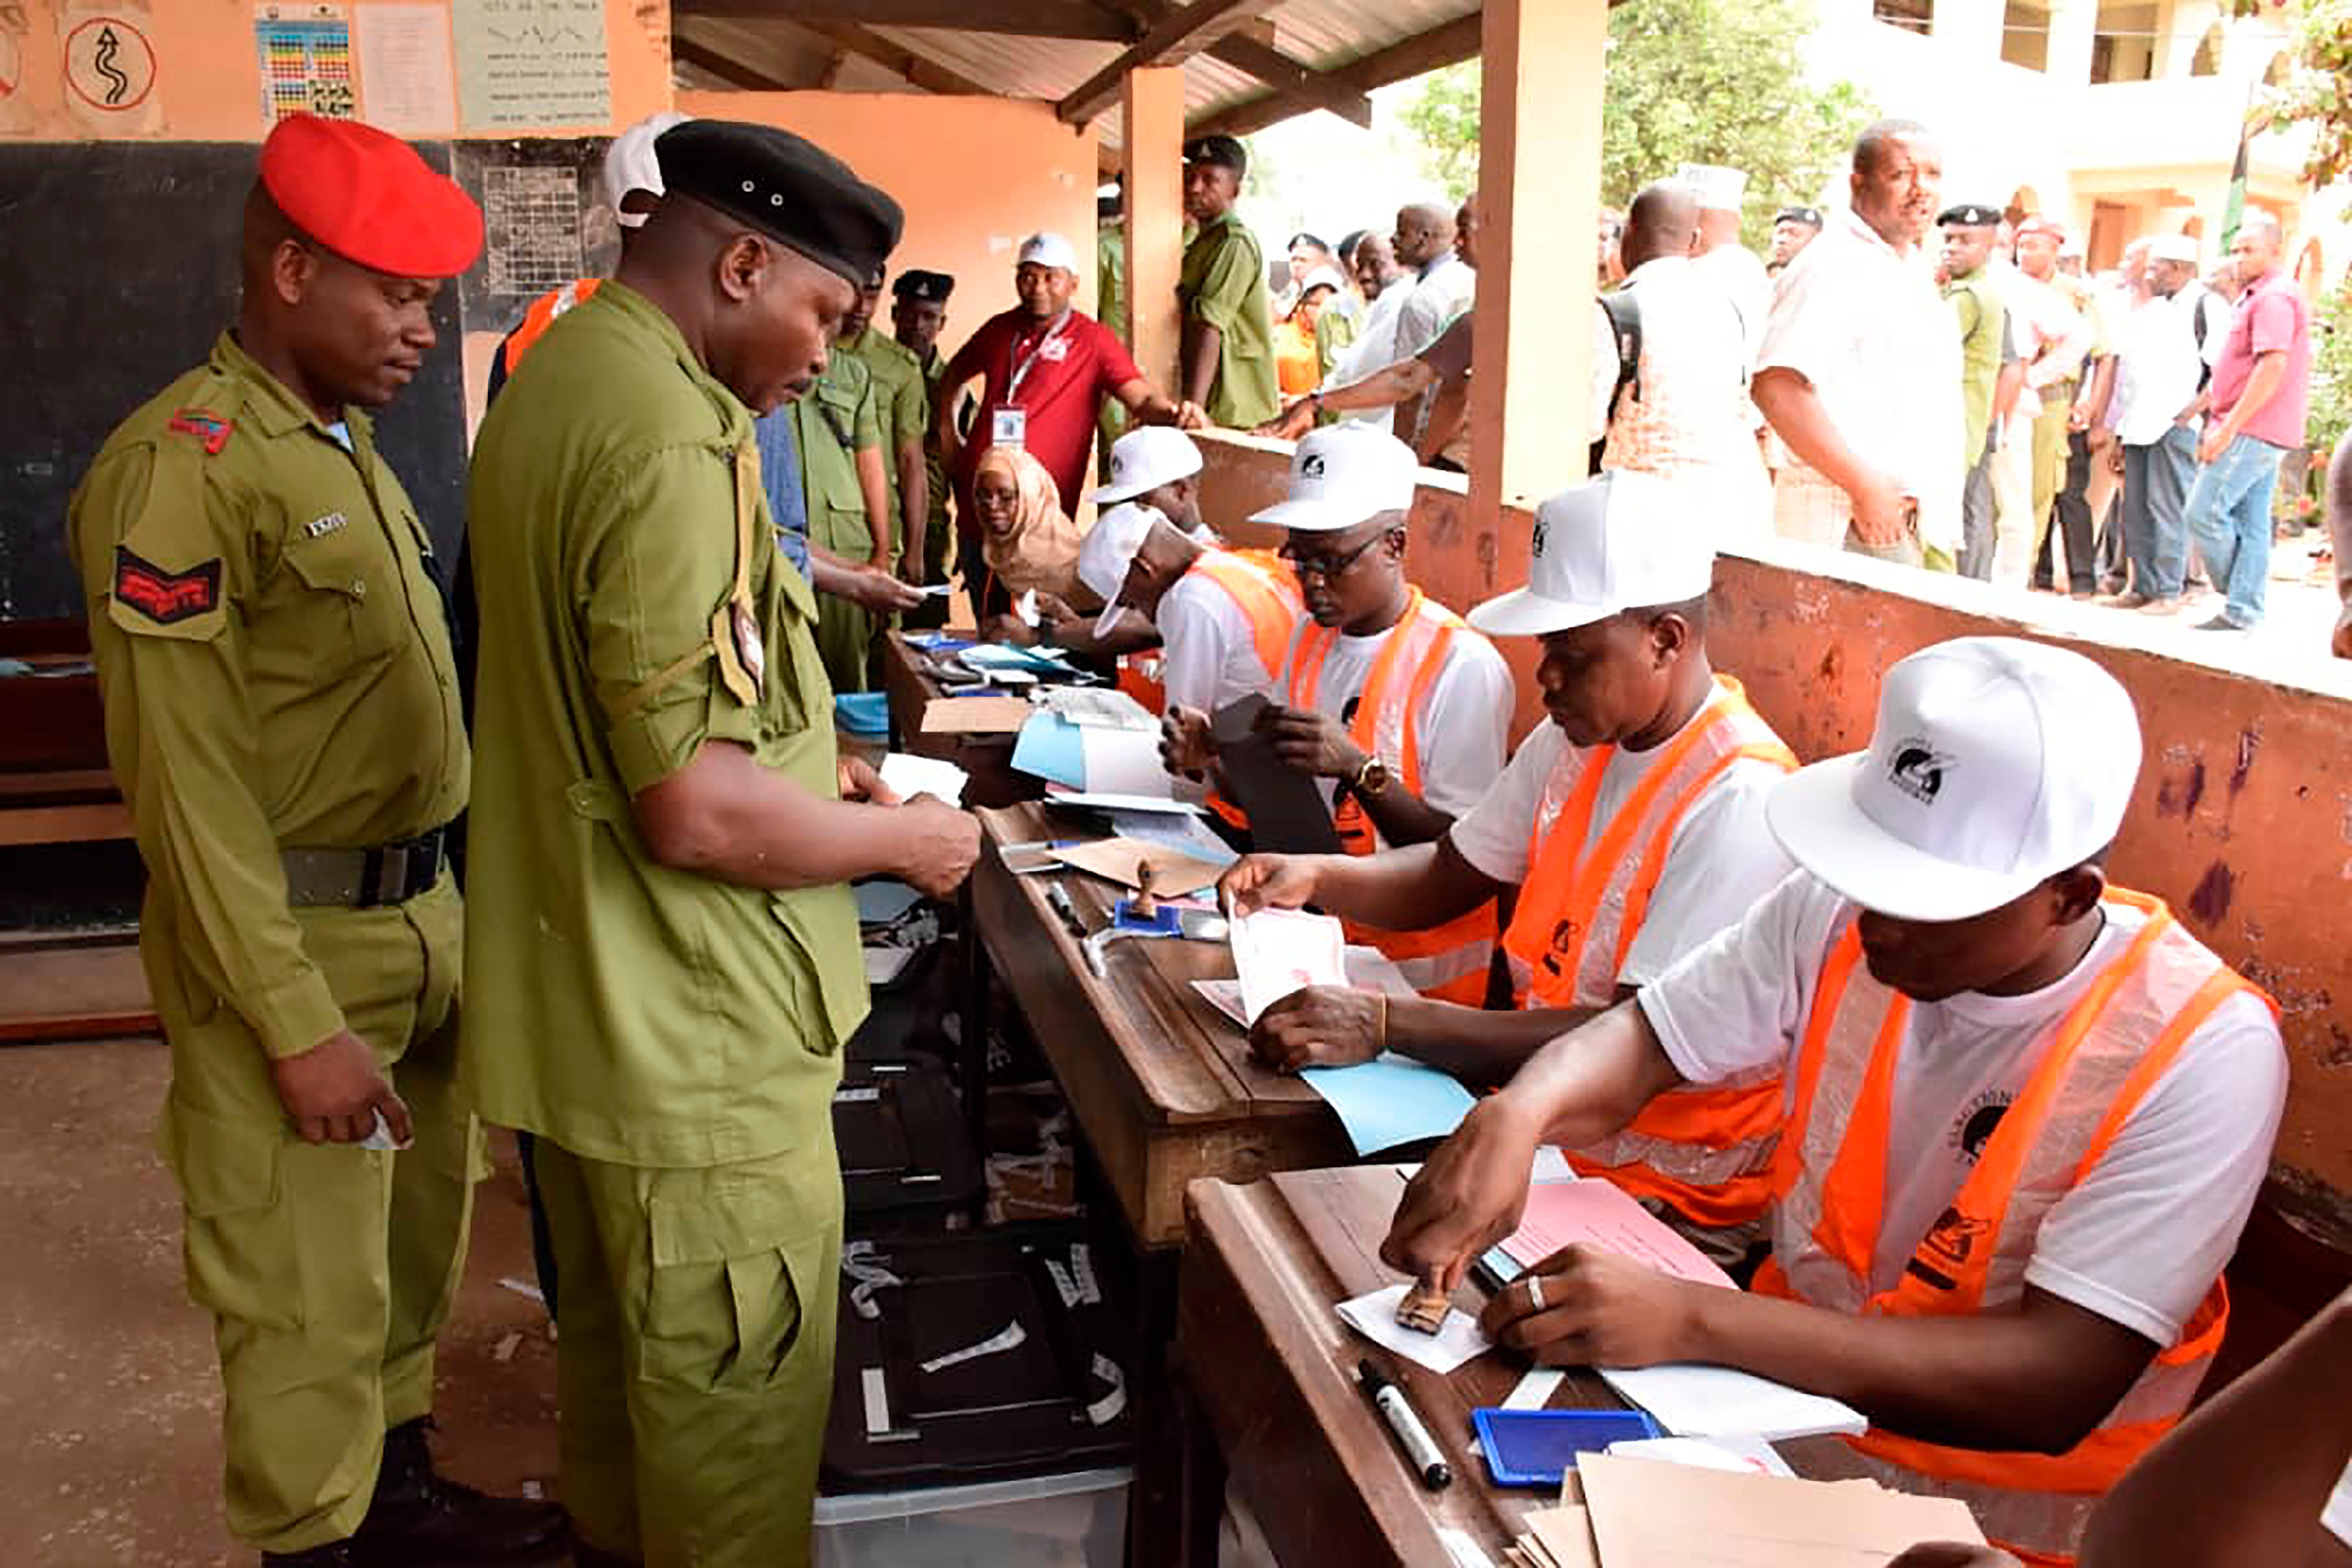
[352, 2, 457, 135]
[1596, 1362, 1866, 1443]
[1078, 726, 1172, 796]
[1044, 790, 1205, 815]
[879, 752, 969, 806]
[1230, 907, 1347, 1024]
[1335, 1283, 1493, 1375]
[1604, 1434, 1794, 1478]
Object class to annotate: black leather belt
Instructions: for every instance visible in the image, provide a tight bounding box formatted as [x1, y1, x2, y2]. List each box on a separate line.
[282, 825, 451, 909]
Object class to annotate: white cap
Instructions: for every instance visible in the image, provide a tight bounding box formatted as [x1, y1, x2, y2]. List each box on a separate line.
[2148, 233, 2200, 266]
[1078, 501, 1163, 602]
[1676, 163, 1748, 212]
[604, 111, 691, 229]
[1297, 263, 1349, 297]
[1467, 472, 1714, 637]
[1765, 638, 2142, 922]
[1092, 424, 1203, 505]
[1250, 425, 1421, 533]
[1018, 231, 1079, 272]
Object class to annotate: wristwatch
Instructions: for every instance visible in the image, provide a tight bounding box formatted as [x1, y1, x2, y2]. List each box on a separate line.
[1352, 754, 1392, 797]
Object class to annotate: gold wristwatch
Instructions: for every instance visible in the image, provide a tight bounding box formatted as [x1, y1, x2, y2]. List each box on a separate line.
[1353, 754, 1392, 797]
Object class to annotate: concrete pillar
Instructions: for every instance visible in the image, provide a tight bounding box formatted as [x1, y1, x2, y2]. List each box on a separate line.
[1121, 66, 1185, 396]
[2045, 0, 2100, 85]
[1933, 0, 2008, 68]
[2160, 0, 2220, 77]
[1459, 0, 1610, 610]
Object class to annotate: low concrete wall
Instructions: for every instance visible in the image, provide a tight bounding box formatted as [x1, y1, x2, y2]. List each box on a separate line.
[1194, 432, 2352, 1241]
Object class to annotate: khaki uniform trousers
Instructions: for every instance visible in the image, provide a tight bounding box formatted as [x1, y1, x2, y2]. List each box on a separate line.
[532, 1126, 844, 1568]
[2029, 387, 2075, 559]
[150, 873, 484, 1554]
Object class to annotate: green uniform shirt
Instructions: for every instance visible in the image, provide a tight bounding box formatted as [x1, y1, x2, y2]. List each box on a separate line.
[1179, 210, 1280, 429]
[463, 281, 866, 1168]
[789, 351, 884, 564]
[917, 346, 951, 544]
[1944, 267, 2007, 467]
[1099, 222, 1128, 347]
[838, 326, 927, 542]
[65, 331, 466, 1061]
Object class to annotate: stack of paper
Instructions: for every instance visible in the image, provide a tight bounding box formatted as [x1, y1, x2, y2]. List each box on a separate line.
[878, 752, 969, 806]
[1573, 1451, 1984, 1562]
[1011, 712, 1169, 795]
[1228, 907, 1348, 1023]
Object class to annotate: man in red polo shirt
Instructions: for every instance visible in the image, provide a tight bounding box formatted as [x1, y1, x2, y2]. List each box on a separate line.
[935, 231, 1200, 586]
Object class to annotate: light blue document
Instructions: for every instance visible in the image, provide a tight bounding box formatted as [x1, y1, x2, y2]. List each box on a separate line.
[1299, 1053, 1477, 1155]
[1010, 712, 1088, 787]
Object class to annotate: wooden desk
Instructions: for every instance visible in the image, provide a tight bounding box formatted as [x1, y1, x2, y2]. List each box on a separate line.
[1178, 1167, 1858, 1568]
[878, 632, 1040, 809]
[968, 800, 1356, 1252]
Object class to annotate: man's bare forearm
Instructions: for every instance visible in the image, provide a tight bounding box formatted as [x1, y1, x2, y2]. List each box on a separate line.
[1753, 369, 1876, 498]
[1388, 998, 1605, 1090]
[895, 440, 926, 574]
[1181, 319, 1221, 408]
[634, 741, 919, 891]
[1299, 840, 1501, 931]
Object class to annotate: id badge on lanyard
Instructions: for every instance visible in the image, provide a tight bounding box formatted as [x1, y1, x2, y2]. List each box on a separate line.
[992, 407, 1028, 450]
[998, 315, 1071, 453]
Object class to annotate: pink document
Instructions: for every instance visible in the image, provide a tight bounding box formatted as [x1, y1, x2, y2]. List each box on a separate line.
[1498, 1179, 1736, 1288]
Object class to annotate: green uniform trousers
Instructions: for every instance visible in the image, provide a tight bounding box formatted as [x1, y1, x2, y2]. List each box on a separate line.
[2030, 391, 2074, 558]
[814, 592, 877, 696]
[531, 1130, 843, 1568]
[150, 874, 483, 1554]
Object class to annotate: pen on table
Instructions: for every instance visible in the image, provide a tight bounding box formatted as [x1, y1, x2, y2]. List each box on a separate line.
[999, 838, 1083, 856]
[1044, 882, 1090, 944]
[1358, 1358, 1452, 1491]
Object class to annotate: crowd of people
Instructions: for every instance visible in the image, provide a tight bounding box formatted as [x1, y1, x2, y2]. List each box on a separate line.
[57, 96, 2349, 1568]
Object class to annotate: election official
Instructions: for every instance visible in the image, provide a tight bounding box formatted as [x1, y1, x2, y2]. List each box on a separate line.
[63, 115, 566, 1566]
[463, 120, 981, 1568]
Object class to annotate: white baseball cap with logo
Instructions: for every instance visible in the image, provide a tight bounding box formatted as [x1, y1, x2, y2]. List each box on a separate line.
[605, 111, 691, 228]
[2147, 233, 2200, 266]
[1092, 425, 1203, 506]
[1078, 502, 1162, 603]
[1676, 163, 1748, 214]
[1468, 471, 1714, 637]
[1249, 425, 1421, 533]
[1765, 637, 2142, 922]
[1017, 231, 1079, 272]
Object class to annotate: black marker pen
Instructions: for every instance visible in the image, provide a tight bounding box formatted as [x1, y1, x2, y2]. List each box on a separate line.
[1358, 1358, 1452, 1490]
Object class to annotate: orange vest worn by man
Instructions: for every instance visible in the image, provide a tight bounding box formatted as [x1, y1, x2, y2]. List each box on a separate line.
[1413, 637, 2286, 1568]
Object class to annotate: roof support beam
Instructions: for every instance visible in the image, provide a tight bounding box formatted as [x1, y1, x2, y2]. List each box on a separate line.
[794, 19, 997, 96]
[1056, 0, 1276, 126]
[1204, 34, 1373, 129]
[673, 0, 1140, 42]
[671, 34, 801, 92]
[1190, 12, 1482, 141]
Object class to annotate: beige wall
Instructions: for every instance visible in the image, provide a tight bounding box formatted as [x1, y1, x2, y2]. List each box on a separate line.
[1193, 433, 2352, 1241]
[675, 89, 1103, 367]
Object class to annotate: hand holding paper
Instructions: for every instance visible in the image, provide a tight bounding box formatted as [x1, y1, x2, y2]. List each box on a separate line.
[1228, 907, 1347, 1024]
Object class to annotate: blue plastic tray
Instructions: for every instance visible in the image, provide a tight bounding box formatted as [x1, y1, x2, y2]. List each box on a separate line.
[1471, 1407, 1663, 1488]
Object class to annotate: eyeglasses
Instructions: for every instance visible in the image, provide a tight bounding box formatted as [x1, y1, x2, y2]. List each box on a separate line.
[1279, 532, 1388, 582]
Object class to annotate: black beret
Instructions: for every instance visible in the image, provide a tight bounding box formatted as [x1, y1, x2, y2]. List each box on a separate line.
[1182, 134, 1247, 175]
[1938, 202, 2004, 228]
[654, 119, 903, 289]
[1775, 206, 1824, 228]
[893, 269, 954, 304]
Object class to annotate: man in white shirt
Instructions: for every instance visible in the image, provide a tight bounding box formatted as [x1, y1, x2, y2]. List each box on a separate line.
[1163, 426, 1512, 1000]
[1219, 473, 1795, 1249]
[1679, 162, 1770, 358]
[1391, 200, 1477, 361]
[1321, 233, 1411, 433]
[1754, 120, 1964, 568]
[2101, 235, 2211, 612]
[1384, 637, 2286, 1566]
[1600, 182, 1772, 526]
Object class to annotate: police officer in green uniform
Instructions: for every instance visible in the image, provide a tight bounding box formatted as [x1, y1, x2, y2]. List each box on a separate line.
[64, 115, 567, 1568]
[1940, 202, 2011, 581]
[838, 265, 930, 599]
[1178, 134, 1280, 431]
[463, 119, 981, 1568]
[791, 325, 891, 691]
[890, 268, 956, 628]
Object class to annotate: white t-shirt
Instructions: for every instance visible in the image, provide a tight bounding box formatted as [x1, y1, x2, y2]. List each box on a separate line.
[1283, 617, 1513, 838]
[1326, 284, 1412, 439]
[2325, 1459, 2352, 1548]
[1395, 252, 1476, 361]
[2113, 289, 2208, 447]
[1757, 210, 1965, 554]
[1640, 873, 2287, 1346]
[1693, 242, 1771, 361]
[1451, 717, 1793, 988]
[1158, 566, 1286, 715]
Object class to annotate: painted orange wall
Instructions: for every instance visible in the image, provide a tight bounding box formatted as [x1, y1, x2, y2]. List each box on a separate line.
[1193, 432, 2352, 1240]
[675, 90, 1102, 366]
[0, 0, 672, 141]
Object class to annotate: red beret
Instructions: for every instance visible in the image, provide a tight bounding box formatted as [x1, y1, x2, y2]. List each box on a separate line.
[259, 114, 483, 280]
[2015, 216, 2068, 245]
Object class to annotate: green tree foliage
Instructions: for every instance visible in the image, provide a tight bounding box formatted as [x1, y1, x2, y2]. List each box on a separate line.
[2231, 0, 2352, 193]
[1398, 0, 1875, 250]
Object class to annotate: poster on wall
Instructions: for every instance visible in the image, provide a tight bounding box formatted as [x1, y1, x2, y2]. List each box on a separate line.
[352, 2, 457, 137]
[481, 163, 585, 297]
[255, 3, 356, 125]
[0, 5, 29, 135]
[59, 0, 161, 134]
[450, 0, 608, 132]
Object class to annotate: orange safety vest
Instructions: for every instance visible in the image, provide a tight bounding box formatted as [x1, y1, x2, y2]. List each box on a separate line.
[1502, 677, 1797, 1228]
[1752, 889, 2272, 1566]
[500, 277, 604, 377]
[1186, 547, 1304, 831]
[1285, 587, 1498, 1003]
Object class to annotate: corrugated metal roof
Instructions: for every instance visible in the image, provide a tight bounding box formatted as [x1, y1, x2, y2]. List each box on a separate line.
[676, 0, 1480, 155]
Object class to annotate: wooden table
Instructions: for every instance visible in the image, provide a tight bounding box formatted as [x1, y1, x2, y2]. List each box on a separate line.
[1178, 1167, 1856, 1568]
[968, 800, 1357, 1251]
[878, 632, 1041, 809]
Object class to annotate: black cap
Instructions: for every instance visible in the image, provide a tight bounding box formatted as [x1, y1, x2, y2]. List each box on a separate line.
[893, 269, 954, 304]
[654, 119, 903, 289]
[1775, 205, 1824, 228]
[1938, 202, 2004, 228]
[1182, 134, 1247, 175]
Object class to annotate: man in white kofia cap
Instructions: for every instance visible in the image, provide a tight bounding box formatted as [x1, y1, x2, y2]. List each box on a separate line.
[1165, 425, 1512, 1001]
[1386, 636, 2286, 1568]
[1219, 471, 1796, 1256]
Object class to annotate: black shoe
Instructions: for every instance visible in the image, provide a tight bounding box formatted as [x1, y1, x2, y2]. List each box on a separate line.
[2192, 615, 2244, 631]
[263, 1546, 361, 1567]
[351, 1418, 571, 1565]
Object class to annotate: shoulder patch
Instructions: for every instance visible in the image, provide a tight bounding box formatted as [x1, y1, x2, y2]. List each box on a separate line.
[114, 546, 223, 624]
[166, 409, 235, 456]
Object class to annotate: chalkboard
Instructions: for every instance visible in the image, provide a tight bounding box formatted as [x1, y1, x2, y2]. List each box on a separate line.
[0, 140, 469, 621]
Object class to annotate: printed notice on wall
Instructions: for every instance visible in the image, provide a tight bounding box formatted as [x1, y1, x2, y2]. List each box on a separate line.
[60, 0, 162, 133]
[255, 4, 356, 126]
[353, 3, 456, 136]
[0, 9, 30, 134]
[451, 0, 608, 131]
[482, 164, 585, 297]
